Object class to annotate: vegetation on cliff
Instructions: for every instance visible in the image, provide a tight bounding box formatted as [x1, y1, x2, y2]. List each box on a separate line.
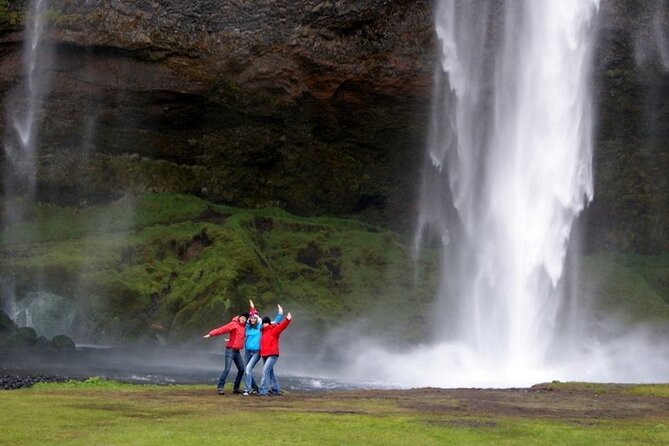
[0, 193, 438, 345]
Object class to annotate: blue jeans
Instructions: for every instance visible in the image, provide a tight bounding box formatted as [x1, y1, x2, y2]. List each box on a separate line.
[244, 350, 261, 392]
[259, 355, 281, 395]
[217, 348, 244, 391]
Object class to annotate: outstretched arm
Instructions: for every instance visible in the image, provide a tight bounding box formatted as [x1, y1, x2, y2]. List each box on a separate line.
[204, 321, 235, 338]
[273, 304, 284, 323]
[275, 312, 292, 335]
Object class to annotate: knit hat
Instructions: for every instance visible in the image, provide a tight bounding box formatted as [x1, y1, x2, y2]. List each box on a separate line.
[249, 309, 259, 317]
[239, 312, 250, 319]
[262, 316, 271, 325]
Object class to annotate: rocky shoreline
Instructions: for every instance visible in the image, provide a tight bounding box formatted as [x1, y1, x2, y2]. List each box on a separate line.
[0, 368, 85, 390]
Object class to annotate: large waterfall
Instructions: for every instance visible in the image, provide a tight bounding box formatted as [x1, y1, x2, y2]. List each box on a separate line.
[416, 0, 599, 377]
[340, 0, 620, 387]
[339, 0, 669, 387]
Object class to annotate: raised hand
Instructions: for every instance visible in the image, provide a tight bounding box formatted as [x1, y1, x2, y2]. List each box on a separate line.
[202, 334, 211, 339]
[249, 299, 255, 309]
[277, 304, 283, 314]
[286, 312, 292, 320]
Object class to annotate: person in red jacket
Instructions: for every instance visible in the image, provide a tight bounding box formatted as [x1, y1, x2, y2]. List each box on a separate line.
[258, 311, 292, 396]
[203, 312, 248, 395]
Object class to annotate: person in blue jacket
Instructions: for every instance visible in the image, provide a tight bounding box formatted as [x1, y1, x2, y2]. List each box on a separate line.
[243, 300, 283, 395]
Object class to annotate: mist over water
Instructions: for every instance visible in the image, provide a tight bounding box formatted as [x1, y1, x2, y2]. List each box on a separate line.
[329, 0, 669, 388]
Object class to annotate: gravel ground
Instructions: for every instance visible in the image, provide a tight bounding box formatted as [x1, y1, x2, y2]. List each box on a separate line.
[0, 369, 85, 390]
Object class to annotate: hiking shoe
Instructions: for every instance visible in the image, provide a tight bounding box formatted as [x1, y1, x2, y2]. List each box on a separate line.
[243, 391, 249, 396]
[217, 388, 225, 395]
[233, 390, 242, 394]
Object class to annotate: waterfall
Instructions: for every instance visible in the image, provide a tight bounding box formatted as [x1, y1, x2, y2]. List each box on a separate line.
[335, 0, 605, 387]
[416, 0, 599, 370]
[12, 291, 76, 339]
[2, 0, 51, 221]
[1, 0, 52, 323]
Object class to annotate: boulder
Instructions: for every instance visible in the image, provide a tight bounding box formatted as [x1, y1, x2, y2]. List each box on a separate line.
[0, 310, 17, 334]
[51, 334, 76, 350]
[8, 327, 37, 347]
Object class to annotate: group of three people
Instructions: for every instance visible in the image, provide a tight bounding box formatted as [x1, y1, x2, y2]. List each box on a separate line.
[203, 300, 292, 396]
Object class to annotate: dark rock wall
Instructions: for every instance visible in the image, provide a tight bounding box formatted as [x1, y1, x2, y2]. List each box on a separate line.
[0, 0, 434, 232]
[0, 0, 667, 250]
[589, 0, 669, 252]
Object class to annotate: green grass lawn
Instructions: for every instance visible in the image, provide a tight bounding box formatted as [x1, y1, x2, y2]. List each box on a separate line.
[1, 381, 668, 445]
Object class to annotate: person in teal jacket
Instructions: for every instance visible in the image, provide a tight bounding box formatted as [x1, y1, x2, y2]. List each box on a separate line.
[243, 300, 283, 395]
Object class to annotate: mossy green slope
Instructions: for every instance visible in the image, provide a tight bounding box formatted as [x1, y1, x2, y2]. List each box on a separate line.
[0, 193, 438, 345]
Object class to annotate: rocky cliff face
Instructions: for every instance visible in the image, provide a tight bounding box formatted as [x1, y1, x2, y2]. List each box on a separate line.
[0, 0, 434, 232]
[589, 0, 669, 253]
[0, 0, 666, 251]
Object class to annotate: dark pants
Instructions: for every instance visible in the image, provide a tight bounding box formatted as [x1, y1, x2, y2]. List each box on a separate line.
[217, 348, 244, 390]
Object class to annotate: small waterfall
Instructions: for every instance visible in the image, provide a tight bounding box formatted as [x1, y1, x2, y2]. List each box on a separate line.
[2, 0, 52, 223]
[1, 0, 53, 324]
[12, 291, 76, 338]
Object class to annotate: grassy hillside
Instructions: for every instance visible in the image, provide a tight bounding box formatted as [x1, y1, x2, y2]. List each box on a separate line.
[0, 193, 438, 345]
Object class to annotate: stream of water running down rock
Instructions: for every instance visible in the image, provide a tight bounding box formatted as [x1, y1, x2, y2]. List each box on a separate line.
[1, 0, 53, 322]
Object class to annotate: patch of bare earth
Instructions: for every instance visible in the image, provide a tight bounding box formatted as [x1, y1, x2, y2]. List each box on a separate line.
[127, 385, 669, 421]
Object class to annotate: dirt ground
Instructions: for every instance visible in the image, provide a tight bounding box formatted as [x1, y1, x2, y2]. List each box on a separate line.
[148, 383, 669, 423]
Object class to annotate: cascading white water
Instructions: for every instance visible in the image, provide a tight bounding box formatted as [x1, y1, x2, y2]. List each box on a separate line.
[417, 0, 599, 374]
[2, 0, 51, 216]
[1, 0, 52, 322]
[336, 0, 609, 388]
